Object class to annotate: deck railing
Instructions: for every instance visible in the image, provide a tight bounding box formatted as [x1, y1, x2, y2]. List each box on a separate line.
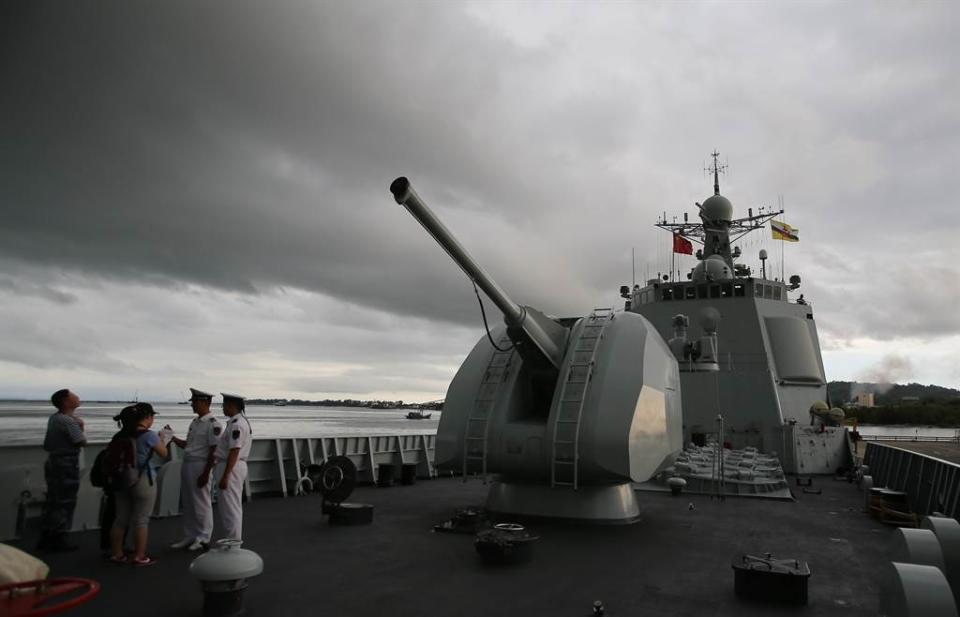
[0, 432, 437, 541]
[863, 442, 960, 519]
[859, 434, 960, 443]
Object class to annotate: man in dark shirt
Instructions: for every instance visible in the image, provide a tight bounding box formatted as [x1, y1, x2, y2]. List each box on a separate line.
[39, 388, 86, 551]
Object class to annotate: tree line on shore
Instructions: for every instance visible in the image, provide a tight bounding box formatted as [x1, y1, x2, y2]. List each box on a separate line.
[844, 401, 960, 427]
[830, 380, 960, 427]
[247, 398, 443, 410]
[828, 381, 960, 406]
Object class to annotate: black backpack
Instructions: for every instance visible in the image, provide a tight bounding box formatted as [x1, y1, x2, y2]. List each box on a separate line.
[101, 429, 150, 490]
[90, 449, 108, 488]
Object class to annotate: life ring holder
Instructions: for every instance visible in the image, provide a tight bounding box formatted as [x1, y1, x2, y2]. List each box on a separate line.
[0, 578, 101, 617]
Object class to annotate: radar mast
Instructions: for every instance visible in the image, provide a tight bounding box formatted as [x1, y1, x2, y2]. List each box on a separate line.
[708, 149, 726, 196]
[655, 152, 784, 281]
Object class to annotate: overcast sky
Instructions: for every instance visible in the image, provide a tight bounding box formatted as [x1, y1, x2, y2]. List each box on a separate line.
[1, 1, 958, 402]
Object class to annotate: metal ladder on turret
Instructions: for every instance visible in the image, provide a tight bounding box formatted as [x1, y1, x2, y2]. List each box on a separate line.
[551, 308, 614, 489]
[462, 336, 515, 482]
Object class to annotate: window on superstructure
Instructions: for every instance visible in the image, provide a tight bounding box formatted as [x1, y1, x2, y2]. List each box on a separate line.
[685, 286, 696, 300]
[734, 284, 745, 297]
[710, 285, 721, 298]
[698, 285, 708, 299]
[755, 284, 764, 297]
[662, 287, 673, 301]
[764, 285, 773, 299]
[774, 286, 782, 300]
[721, 284, 733, 298]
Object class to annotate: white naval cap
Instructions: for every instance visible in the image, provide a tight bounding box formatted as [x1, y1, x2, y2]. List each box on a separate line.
[221, 393, 246, 409]
[189, 388, 214, 400]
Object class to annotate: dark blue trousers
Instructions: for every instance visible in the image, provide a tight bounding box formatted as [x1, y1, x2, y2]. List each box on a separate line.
[41, 452, 80, 539]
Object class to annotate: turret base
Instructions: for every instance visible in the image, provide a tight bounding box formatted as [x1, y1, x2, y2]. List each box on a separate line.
[485, 481, 641, 524]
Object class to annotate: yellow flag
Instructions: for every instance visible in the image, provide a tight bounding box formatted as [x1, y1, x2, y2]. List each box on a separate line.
[771, 220, 799, 242]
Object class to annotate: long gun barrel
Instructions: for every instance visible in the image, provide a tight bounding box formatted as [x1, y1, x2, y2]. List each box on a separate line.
[390, 177, 565, 368]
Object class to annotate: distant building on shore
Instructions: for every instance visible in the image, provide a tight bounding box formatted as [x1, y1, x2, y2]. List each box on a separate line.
[853, 392, 875, 407]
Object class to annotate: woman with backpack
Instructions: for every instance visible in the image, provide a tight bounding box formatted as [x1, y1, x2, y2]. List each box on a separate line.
[107, 402, 168, 566]
[93, 406, 138, 556]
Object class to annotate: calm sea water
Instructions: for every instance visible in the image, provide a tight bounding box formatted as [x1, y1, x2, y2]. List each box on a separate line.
[2, 401, 956, 447]
[0, 401, 440, 446]
[856, 425, 960, 438]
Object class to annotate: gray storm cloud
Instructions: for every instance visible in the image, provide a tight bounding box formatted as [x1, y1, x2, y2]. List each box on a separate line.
[0, 2, 958, 397]
[1, 1, 605, 326]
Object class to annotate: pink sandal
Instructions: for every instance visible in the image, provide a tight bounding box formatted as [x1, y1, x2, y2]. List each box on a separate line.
[109, 554, 128, 565]
[132, 556, 156, 567]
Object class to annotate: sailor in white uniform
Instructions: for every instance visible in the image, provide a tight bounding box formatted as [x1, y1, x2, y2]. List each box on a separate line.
[214, 393, 252, 541]
[169, 388, 222, 551]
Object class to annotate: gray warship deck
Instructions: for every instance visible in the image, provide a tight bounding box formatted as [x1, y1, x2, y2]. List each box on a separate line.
[25, 476, 891, 616]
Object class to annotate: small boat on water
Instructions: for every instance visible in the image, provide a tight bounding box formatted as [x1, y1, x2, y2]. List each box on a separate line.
[406, 409, 432, 420]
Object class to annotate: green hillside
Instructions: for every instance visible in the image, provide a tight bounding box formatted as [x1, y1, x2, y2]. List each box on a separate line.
[827, 381, 960, 427]
[828, 381, 960, 406]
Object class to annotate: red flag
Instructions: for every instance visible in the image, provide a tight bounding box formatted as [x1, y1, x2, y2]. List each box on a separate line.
[673, 233, 693, 255]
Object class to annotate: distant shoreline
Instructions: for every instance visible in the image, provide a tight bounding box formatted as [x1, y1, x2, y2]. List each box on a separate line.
[0, 399, 155, 404]
[857, 423, 960, 428]
[0, 399, 444, 410]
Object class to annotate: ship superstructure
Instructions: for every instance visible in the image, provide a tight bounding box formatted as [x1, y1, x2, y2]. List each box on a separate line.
[626, 153, 848, 474]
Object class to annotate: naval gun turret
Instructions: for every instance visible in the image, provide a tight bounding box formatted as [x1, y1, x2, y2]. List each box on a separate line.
[390, 178, 682, 523]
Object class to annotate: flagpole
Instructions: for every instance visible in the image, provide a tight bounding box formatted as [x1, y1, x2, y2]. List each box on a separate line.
[780, 203, 786, 282]
[780, 236, 784, 282]
[632, 247, 636, 287]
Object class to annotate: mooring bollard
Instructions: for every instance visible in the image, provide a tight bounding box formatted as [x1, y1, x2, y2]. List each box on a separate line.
[667, 477, 687, 496]
[189, 539, 264, 617]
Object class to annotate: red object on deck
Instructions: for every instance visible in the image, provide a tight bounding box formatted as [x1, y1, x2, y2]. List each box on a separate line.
[0, 578, 100, 617]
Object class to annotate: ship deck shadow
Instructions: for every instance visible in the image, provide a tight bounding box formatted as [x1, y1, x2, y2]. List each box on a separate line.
[19, 476, 893, 616]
